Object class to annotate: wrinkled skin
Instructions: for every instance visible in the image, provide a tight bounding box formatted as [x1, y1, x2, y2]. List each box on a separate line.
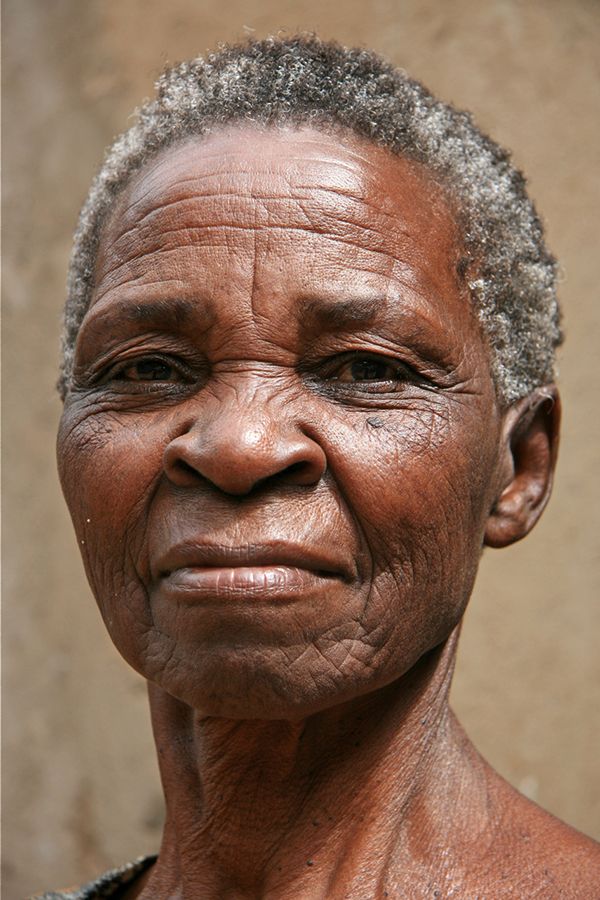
[59, 129, 502, 717]
[58, 127, 597, 898]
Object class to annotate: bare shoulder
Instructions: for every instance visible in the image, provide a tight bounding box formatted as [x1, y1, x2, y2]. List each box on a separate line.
[482, 766, 600, 898]
[442, 720, 600, 897]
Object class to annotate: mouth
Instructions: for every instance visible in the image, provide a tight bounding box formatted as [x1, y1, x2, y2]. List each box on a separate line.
[154, 541, 352, 603]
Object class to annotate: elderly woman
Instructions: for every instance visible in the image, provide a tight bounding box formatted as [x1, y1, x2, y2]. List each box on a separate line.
[45, 35, 597, 899]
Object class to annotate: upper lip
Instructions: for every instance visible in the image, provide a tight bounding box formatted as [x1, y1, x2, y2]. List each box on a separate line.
[155, 540, 354, 581]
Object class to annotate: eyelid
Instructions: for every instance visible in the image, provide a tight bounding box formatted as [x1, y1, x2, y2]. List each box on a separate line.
[114, 356, 183, 382]
[300, 327, 458, 379]
[75, 331, 204, 378]
[308, 350, 425, 381]
[87, 350, 198, 386]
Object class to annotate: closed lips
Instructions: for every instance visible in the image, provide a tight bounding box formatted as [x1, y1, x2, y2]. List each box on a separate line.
[154, 541, 354, 583]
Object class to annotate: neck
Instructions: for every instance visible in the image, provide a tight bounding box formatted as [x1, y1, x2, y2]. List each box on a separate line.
[141, 630, 479, 899]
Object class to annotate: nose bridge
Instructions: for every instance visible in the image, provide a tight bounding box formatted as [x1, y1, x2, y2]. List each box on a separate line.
[163, 367, 327, 494]
[208, 365, 292, 442]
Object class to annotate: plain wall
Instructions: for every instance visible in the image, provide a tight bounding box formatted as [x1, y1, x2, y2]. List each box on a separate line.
[3, 1, 599, 896]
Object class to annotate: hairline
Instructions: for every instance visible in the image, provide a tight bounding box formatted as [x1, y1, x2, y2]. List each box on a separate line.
[59, 37, 561, 405]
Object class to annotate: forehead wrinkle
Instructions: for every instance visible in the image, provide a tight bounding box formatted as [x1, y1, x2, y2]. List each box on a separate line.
[104, 179, 459, 283]
[115, 142, 376, 230]
[99, 203, 418, 288]
[127, 135, 373, 193]
[96, 222, 422, 296]
[94, 141, 466, 337]
[105, 137, 458, 255]
[114, 182, 374, 241]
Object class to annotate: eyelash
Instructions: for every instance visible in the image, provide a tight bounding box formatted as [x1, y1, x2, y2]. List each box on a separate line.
[316, 352, 420, 387]
[93, 350, 428, 397]
[97, 354, 196, 388]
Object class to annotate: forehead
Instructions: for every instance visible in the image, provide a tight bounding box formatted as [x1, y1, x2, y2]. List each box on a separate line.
[109, 125, 456, 234]
[92, 126, 475, 348]
[100, 125, 462, 258]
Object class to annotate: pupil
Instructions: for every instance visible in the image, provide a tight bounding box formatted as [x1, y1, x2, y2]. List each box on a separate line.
[351, 359, 387, 381]
[137, 360, 171, 381]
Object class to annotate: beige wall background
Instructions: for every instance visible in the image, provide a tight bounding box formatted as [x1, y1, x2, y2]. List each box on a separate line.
[3, 0, 599, 896]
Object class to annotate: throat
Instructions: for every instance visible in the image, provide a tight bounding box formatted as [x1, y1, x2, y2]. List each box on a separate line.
[144, 637, 463, 898]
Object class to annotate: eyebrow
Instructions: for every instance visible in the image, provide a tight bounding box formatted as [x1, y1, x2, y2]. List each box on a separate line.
[297, 291, 463, 372]
[297, 295, 383, 330]
[81, 290, 457, 371]
[83, 295, 214, 336]
[121, 296, 200, 325]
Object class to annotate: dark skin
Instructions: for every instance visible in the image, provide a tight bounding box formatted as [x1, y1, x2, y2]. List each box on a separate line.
[58, 127, 598, 898]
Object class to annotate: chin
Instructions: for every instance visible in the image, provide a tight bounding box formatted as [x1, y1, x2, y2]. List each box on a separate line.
[148, 656, 340, 721]
[143, 635, 438, 722]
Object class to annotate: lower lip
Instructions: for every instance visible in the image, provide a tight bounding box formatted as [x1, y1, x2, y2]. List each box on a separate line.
[158, 566, 340, 603]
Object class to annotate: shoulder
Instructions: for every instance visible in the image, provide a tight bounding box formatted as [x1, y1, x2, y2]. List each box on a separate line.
[443, 723, 600, 898]
[482, 770, 600, 898]
[30, 856, 157, 900]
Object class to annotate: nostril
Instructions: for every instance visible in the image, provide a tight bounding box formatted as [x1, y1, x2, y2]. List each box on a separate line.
[163, 417, 327, 494]
[165, 456, 203, 487]
[279, 453, 326, 487]
[285, 461, 307, 478]
[178, 460, 200, 478]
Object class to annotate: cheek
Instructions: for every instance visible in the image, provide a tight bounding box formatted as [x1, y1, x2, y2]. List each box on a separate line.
[56, 392, 499, 715]
[57, 407, 168, 658]
[327, 403, 497, 656]
[58, 410, 160, 536]
[338, 403, 492, 539]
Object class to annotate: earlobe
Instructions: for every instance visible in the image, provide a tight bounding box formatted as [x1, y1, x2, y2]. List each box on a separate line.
[484, 386, 561, 549]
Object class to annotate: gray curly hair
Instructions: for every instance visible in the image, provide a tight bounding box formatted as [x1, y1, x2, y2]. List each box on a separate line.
[60, 34, 561, 404]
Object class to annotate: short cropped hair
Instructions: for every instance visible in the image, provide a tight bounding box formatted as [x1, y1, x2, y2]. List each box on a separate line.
[60, 35, 561, 404]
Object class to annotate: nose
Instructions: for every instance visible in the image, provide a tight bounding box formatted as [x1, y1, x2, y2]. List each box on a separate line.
[163, 400, 327, 496]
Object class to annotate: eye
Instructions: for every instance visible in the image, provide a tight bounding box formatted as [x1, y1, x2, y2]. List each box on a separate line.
[325, 353, 416, 388]
[333, 356, 404, 383]
[96, 354, 195, 388]
[84, 350, 204, 398]
[116, 357, 179, 382]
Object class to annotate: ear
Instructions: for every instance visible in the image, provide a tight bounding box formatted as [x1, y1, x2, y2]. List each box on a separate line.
[484, 386, 561, 549]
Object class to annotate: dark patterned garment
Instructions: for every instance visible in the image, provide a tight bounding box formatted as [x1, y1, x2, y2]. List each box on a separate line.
[32, 856, 157, 899]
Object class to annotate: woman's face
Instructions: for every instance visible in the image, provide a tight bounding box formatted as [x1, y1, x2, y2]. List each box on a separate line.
[58, 126, 504, 718]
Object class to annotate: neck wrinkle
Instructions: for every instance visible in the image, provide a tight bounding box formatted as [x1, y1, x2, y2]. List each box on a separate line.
[144, 629, 462, 899]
